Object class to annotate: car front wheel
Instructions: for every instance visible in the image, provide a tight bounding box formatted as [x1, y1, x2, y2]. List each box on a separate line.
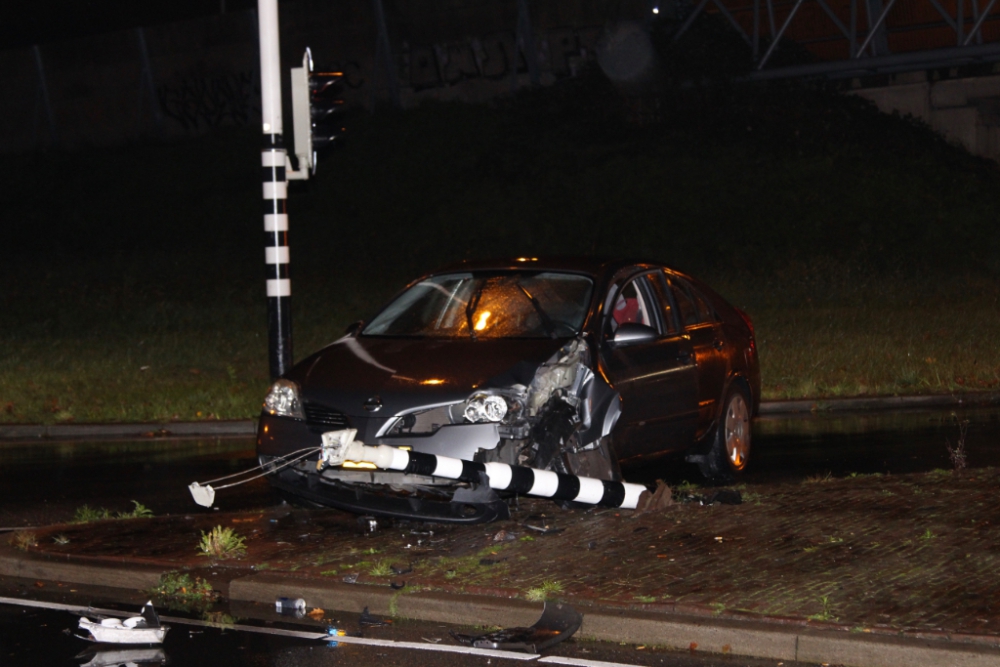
[698, 385, 751, 484]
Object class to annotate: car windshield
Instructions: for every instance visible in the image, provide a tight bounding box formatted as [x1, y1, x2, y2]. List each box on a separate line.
[362, 271, 594, 338]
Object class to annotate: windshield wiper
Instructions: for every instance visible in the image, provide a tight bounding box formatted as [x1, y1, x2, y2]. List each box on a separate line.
[516, 283, 559, 339]
[466, 282, 486, 341]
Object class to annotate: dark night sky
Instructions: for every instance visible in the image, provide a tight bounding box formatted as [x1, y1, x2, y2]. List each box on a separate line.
[0, 0, 260, 50]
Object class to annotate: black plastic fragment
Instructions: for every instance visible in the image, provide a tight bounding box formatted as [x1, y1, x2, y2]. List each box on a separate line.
[449, 601, 582, 653]
[359, 606, 390, 627]
[701, 490, 742, 505]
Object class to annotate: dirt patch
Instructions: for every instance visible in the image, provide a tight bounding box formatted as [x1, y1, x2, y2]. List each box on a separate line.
[24, 468, 1000, 638]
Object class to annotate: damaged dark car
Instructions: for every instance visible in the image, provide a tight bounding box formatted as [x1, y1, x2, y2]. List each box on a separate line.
[257, 257, 760, 523]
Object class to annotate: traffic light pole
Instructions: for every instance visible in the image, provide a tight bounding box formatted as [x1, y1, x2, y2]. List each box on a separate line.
[257, 0, 292, 379]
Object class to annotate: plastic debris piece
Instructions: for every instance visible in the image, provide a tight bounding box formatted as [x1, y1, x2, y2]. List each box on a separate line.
[358, 516, 378, 535]
[76, 602, 167, 645]
[390, 563, 412, 575]
[525, 524, 565, 535]
[635, 480, 673, 512]
[390, 581, 406, 590]
[307, 608, 326, 620]
[450, 601, 582, 653]
[342, 574, 359, 584]
[358, 606, 390, 627]
[188, 482, 216, 508]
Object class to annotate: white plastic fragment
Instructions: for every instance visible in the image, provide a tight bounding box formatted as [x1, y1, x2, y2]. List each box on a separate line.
[188, 482, 215, 508]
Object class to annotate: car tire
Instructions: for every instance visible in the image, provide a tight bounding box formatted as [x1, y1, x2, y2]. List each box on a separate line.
[698, 385, 751, 484]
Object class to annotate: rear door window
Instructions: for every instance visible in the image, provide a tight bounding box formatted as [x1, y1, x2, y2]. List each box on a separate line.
[667, 276, 716, 328]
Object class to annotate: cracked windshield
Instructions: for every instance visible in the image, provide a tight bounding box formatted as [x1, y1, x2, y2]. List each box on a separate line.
[363, 272, 593, 338]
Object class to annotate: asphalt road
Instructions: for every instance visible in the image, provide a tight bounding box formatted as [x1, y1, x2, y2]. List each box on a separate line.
[0, 598, 817, 667]
[3, 406, 999, 528]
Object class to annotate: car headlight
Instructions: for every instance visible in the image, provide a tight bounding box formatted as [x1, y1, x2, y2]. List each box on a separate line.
[464, 394, 508, 423]
[264, 379, 305, 419]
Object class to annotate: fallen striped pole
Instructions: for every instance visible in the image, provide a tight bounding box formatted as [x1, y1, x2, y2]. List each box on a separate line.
[319, 429, 647, 509]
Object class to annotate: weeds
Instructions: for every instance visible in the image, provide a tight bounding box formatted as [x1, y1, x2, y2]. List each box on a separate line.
[197, 525, 247, 559]
[807, 595, 838, 622]
[119, 501, 154, 519]
[9, 531, 37, 551]
[803, 472, 833, 484]
[52, 534, 70, 545]
[946, 415, 970, 472]
[525, 580, 564, 602]
[73, 505, 111, 523]
[369, 560, 392, 577]
[202, 611, 239, 629]
[72, 500, 153, 523]
[149, 571, 220, 613]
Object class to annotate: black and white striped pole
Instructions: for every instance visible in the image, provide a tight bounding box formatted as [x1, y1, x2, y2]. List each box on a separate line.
[258, 0, 292, 379]
[319, 430, 648, 509]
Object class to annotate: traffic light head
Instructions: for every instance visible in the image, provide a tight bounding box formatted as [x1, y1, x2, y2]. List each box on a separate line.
[309, 71, 345, 152]
[290, 48, 345, 175]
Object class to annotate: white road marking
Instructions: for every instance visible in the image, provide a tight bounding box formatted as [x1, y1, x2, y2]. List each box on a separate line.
[538, 657, 645, 667]
[0, 596, 539, 660]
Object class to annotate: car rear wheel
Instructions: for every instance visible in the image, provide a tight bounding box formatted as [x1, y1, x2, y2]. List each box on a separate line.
[698, 385, 751, 484]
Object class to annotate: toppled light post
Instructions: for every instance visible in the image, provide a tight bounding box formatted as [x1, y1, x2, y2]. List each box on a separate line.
[318, 429, 648, 509]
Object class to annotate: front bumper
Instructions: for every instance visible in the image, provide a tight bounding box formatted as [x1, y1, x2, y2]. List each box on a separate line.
[257, 412, 508, 523]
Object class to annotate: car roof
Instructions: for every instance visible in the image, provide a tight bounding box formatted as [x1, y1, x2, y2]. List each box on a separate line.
[431, 256, 658, 278]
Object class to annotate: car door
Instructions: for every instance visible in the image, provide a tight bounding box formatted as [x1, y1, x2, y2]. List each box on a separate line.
[599, 271, 698, 460]
[665, 273, 729, 439]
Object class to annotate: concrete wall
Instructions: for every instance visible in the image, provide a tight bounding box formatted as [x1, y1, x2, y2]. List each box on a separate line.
[0, 0, 645, 153]
[853, 67, 1000, 161]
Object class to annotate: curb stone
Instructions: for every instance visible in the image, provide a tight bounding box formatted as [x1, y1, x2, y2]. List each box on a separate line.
[0, 420, 257, 441]
[2, 548, 999, 667]
[4, 391, 1000, 441]
[758, 391, 1000, 415]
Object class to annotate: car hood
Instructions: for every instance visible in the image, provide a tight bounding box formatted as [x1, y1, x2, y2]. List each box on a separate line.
[291, 335, 571, 417]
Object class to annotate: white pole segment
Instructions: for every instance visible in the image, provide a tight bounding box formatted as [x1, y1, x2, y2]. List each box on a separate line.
[257, 0, 282, 135]
[574, 476, 607, 504]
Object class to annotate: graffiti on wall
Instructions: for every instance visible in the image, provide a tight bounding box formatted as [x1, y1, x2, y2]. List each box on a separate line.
[158, 70, 260, 132]
[401, 26, 601, 91]
[152, 26, 600, 133]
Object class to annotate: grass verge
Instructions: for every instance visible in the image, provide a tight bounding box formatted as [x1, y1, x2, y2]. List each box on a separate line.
[3, 70, 1000, 423]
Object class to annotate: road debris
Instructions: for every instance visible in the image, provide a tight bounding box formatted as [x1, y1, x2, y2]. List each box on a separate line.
[275, 597, 306, 616]
[635, 480, 673, 512]
[359, 607, 391, 628]
[76, 602, 167, 644]
[450, 601, 582, 653]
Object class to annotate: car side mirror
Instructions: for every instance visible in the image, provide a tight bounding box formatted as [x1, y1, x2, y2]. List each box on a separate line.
[345, 320, 363, 336]
[610, 322, 658, 346]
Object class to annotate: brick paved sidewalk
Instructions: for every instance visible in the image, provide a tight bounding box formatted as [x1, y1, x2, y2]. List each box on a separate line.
[13, 466, 1000, 641]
